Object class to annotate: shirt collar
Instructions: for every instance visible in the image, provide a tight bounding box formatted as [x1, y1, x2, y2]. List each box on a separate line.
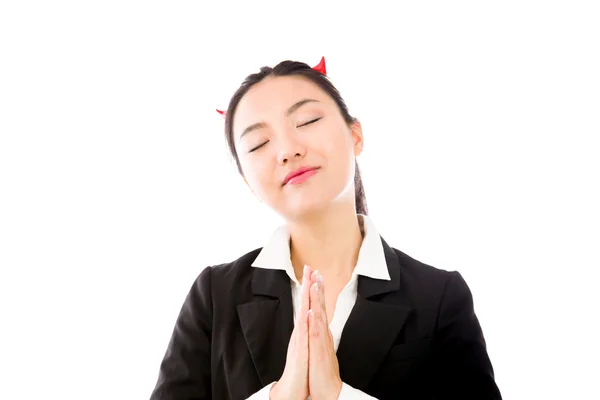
[251, 213, 391, 285]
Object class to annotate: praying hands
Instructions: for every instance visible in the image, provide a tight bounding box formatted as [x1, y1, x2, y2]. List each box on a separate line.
[270, 265, 343, 400]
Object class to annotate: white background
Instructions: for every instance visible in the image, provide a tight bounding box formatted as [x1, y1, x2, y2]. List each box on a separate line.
[1, 1, 599, 399]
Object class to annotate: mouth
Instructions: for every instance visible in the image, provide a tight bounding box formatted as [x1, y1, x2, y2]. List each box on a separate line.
[283, 167, 320, 186]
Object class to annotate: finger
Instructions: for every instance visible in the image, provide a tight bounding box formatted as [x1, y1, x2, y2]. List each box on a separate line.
[307, 306, 315, 361]
[309, 270, 320, 311]
[298, 305, 309, 359]
[309, 282, 326, 362]
[299, 265, 313, 343]
[302, 265, 312, 315]
[310, 270, 321, 286]
[314, 271, 327, 317]
[308, 284, 319, 339]
[311, 282, 329, 336]
[310, 271, 328, 328]
[295, 267, 312, 365]
[297, 265, 312, 326]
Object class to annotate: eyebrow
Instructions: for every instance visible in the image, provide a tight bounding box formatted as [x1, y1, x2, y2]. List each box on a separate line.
[239, 98, 321, 140]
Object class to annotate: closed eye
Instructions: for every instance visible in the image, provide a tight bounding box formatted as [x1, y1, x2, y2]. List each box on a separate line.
[299, 117, 321, 127]
[248, 142, 267, 153]
[248, 118, 322, 153]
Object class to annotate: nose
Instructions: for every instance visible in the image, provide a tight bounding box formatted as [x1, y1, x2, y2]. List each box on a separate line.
[276, 130, 306, 165]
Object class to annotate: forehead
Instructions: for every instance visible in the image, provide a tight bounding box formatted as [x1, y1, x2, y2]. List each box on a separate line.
[233, 76, 329, 132]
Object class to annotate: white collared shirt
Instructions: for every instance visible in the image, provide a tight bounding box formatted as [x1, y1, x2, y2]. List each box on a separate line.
[247, 214, 388, 400]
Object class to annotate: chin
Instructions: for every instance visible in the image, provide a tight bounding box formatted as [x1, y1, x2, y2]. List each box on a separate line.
[281, 194, 336, 219]
[275, 179, 348, 216]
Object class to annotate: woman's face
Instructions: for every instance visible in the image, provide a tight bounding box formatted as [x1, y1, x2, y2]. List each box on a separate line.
[233, 75, 363, 218]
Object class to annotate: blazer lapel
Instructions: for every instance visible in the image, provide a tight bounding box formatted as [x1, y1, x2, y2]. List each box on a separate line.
[336, 237, 413, 390]
[237, 266, 294, 387]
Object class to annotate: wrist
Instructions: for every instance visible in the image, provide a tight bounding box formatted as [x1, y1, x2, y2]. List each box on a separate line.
[330, 378, 343, 400]
[268, 381, 279, 400]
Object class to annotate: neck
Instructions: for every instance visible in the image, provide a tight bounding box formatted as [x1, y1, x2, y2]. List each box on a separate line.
[287, 203, 364, 284]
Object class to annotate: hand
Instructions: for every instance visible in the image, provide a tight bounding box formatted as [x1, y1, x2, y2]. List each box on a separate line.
[270, 265, 313, 400]
[308, 270, 343, 400]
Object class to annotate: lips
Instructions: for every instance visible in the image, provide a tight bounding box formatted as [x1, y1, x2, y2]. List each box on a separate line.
[283, 166, 320, 185]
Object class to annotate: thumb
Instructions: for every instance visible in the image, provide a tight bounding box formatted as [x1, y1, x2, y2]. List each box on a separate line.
[298, 307, 309, 356]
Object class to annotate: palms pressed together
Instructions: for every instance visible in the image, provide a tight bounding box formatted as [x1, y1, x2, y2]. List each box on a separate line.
[270, 265, 343, 400]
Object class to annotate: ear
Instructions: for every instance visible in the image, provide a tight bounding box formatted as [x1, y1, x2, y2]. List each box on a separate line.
[350, 119, 364, 157]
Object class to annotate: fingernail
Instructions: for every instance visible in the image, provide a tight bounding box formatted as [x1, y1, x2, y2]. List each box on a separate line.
[315, 270, 324, 284]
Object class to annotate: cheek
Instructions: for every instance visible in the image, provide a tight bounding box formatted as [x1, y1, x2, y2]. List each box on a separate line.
[323, 135, 356, 184]
[241, 157, 276, 195]
[320, 130, 354, 165]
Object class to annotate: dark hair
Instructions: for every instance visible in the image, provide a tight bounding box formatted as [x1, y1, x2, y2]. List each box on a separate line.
[222, 59, 368, 215]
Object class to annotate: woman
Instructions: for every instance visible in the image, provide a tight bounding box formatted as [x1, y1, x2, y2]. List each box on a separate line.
[149, 57, 502, 400]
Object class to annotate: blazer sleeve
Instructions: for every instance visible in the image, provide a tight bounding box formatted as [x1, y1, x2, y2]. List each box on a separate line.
[149, 266, 213, 400]
[432, 271, 502, 400]
[339, 382, 378, 399]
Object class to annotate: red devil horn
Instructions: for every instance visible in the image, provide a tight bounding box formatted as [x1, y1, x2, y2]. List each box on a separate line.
[217, 57, 324, 119]
[312, 56, 326, 75]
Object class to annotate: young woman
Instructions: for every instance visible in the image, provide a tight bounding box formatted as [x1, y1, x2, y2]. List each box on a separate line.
[149, 57, 502, 400]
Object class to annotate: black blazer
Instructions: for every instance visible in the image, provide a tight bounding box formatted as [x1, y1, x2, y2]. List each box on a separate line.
[150, 237, 502, 400]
